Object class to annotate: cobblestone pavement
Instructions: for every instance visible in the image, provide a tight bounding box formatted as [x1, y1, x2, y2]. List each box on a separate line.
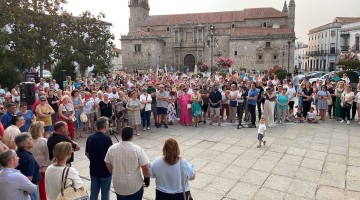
[73, 120, 360, 200]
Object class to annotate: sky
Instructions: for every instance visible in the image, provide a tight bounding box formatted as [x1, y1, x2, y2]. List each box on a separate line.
[64, 0, 360, 47]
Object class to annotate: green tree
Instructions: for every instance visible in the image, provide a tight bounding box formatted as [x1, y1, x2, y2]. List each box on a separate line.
[3, 0, 68, 75]
[57, 11, 116, 76]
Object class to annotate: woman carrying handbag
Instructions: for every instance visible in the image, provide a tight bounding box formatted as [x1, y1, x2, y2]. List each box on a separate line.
[150, 138, 195, 200]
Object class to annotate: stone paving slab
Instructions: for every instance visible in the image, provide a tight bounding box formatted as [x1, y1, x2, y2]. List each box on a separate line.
[72, 120, 360, 199]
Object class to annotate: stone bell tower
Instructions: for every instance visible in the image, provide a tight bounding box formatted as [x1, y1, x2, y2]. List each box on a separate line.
[128, 0, 150, 32]
[288, 0, 296, 32]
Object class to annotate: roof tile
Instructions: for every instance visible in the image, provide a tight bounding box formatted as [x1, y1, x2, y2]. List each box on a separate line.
[142, 8, 287, 26]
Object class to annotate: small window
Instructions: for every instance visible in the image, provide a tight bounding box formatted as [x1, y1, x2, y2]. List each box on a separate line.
[234, 51, 238, 56]
[263, 22, 267, 28]
[325, 32, 327, 37]
[258, 55, 262, 60]
[231, 23, 235, 29]
[134, 44, 141, 52]
[273, 55, 277, 60]
[147, 27, 150, 32]
[266, 42, 271, 48]
[331, 31, 336, 37]
[164, 42, 166, 46]
[167, 27, 170, 32]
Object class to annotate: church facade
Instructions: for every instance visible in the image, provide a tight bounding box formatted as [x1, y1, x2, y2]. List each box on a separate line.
[121, 0, 296, 72]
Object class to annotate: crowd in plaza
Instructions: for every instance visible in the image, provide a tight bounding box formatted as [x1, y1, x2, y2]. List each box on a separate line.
[0, 68, 359, 200]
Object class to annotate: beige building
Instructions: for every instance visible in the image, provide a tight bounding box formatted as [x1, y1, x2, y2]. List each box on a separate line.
[306, 17, 360, 72]
[121, 0, 296, 72]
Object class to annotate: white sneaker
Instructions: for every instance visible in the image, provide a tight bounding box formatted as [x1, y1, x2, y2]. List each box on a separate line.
[340, 120, 345, 123]
[147, 127, 150, 130]
[143, 128, 146, 131]
[347, 120, 350, 125]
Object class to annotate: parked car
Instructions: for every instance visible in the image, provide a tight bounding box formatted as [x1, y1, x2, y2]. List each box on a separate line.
[304, 71, 327, 80]
[42, 70, 52, 79]
[309, 71, 336, 84]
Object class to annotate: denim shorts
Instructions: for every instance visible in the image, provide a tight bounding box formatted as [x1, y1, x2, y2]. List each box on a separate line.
[258, 133, 263, 141]
[157, 107, 167, 115]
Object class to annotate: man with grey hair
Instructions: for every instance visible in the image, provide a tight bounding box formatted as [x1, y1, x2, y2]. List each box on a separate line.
[3, 115, 25, 149]
[0, 149, 37, 200]
[15, 133, 41, 200]
[86, 117, 113, 200]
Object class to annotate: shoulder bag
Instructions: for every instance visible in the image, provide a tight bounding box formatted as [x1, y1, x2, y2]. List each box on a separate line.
[326, 92, 333, 106]
[57, 167, 89, 200]
[180, 158, 193, 200]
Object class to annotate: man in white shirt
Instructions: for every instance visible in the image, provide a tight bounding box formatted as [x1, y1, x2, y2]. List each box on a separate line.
[0, 149, 37, 200]
[105, 127, 150, 200]
[108, 87, 119, 101]
[3, 115, 25, 150]
[287, 82, 296, 111]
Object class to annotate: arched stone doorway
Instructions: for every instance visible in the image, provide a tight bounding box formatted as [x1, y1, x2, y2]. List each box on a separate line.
[184, 54, 195, 72]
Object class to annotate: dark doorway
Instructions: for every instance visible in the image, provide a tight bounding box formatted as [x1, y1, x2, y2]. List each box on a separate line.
[184, 54, 195, 72]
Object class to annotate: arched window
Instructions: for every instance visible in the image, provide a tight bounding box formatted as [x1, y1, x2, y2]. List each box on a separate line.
[263, 22, 267, 28]
[147, 27, 150, 32]
[231, 23, 235, 29]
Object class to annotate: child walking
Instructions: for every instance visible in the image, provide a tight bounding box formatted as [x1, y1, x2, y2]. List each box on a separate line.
[257, 117, 267, 148]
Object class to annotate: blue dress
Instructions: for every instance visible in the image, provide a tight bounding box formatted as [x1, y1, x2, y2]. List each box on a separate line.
[17, 110, 33, 132]
[317, 90, 329, 110]
[72, 97, 84, 128]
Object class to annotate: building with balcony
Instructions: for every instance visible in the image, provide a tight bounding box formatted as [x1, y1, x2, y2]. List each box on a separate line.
[294, 41, 308, 71]
[121, 0, 297, 72]
[340, 21, 360, 59]
[306, 17, 360, 72]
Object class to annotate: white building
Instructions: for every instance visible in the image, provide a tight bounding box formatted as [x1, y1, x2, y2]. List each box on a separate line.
[111, 48, 123, 70]
[294, 41, 308, 71]
[340, 21, 360, 59]
[306, 17, 360, 72]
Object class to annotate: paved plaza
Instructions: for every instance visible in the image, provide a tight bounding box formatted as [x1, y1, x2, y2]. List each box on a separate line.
[73, 121, 360, 200]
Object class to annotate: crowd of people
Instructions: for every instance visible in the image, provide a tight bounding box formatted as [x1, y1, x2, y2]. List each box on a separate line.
[0, 69, 359, 199]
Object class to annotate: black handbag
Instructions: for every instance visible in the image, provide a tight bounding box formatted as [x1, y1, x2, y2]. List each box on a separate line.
[230, 100, 237, 107]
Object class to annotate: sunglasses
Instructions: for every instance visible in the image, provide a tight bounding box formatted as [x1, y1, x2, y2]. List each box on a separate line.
[40, 100, 46, 101]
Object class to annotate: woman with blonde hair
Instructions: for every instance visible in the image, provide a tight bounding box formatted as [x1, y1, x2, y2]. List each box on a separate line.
[29, 121, 51, 200]
[36, 95, 55, 138]
[150, 138, 195, 200]
[45, 142, 84, 200]
[58, 95, 75, 140]
[127, 91, 141, 136]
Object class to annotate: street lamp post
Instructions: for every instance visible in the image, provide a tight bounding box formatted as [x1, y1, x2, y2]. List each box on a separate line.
[287, 40, 291, 73]
[209, 25, 215, 76]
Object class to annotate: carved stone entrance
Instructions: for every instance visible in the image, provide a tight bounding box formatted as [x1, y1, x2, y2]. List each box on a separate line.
[184, 54, 195, 72]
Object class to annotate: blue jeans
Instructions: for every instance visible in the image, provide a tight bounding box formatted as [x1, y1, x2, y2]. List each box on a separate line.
[29, 184, 39, 200]
[90, 176, 112, 200]
[116, 187, 144, 200]
[141, 111, 151, 128]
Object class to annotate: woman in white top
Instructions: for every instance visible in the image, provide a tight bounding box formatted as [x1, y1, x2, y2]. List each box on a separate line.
[45, 142, 84, 200]
[355, 83, 360, 125]
[140, 88, 152, 131]
[228, 84, 238, 123]
[29, 121, 51, 200]
[150, 138, 195, 200]
[340, 85, 355, 124]
[83, 92, 96, 133]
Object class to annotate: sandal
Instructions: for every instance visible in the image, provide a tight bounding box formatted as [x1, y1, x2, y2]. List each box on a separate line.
[263, 141, 266, 146]
[80, 135, 85, 138]
[136, 133, 140, 136]
[257, 145, 261, 148]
